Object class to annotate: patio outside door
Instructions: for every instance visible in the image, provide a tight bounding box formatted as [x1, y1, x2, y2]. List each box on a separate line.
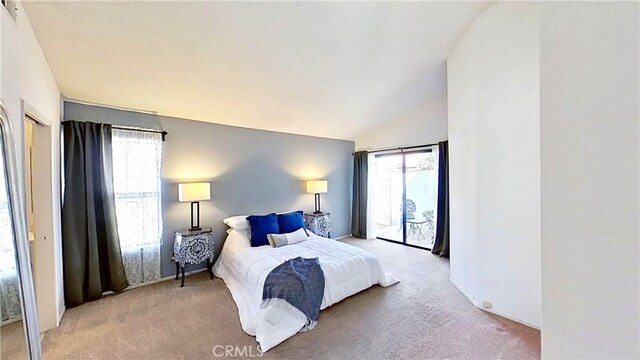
[372, 148, 438, 249]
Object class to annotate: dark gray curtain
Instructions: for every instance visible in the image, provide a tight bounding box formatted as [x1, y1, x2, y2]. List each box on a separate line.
[62, 121, 129, 307]
[351, 151, 368, 238]
[432, 141, 450, 257]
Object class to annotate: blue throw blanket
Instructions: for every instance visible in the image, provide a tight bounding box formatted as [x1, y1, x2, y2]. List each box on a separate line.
[262, 257, 325, 328]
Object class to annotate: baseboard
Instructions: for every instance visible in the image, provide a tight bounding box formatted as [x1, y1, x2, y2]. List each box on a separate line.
[56, 306, 65, 327]
[1, 316, 22, 326]
[126, 268, 209, 290]
[481, 307, 540, 330]
[449, 277, 478, 307]
[334, 234, 350, 240]
[449, 277, 540, 330]
[102, 268, 209, 296]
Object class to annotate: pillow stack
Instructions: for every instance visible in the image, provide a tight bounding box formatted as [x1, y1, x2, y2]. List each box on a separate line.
[245, 211, 309, 247]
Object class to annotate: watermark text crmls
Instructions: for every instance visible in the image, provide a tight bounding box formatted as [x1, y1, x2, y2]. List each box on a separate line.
[213, 345, 264, 358]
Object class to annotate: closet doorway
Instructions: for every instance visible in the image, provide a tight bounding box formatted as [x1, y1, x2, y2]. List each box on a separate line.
[24, 106, 59, 333]
[372, 147, 438, 249]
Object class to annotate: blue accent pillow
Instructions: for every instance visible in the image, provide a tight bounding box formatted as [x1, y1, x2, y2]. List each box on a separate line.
[246, 213, 279, 247]
[277, 211, 308, 235]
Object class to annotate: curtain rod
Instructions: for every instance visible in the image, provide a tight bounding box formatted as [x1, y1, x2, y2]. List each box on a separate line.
[352, 141, 442, 155]
[62, 120, 168, 141]
[113, 125, 168, 142]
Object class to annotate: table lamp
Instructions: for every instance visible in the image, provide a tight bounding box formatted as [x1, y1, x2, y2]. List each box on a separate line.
[306, 180, 328, 214]
[178, 182, 211, 231]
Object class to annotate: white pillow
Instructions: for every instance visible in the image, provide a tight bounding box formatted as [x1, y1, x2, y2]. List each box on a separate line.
[225, 228, 252, 246]
[223, 215, 250, 230]
[227, 228, 250, 238]
[267, 228, 309, 248]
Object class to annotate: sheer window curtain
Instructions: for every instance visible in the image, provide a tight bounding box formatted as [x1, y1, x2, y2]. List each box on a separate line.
[365, 152, 376, 239]
[112, 129, 163, 285]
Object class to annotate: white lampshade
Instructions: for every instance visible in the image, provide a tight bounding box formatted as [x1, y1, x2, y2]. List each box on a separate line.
[306, 180, 328, 194]
[178, 182, 211, 202]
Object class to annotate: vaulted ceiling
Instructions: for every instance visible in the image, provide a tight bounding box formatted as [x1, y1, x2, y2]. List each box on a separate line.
[24, 1, 491, 140]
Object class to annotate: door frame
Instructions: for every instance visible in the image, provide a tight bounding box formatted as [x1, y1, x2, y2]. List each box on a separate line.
[374, 147, 434, 250]
[22, 101, 60, 333]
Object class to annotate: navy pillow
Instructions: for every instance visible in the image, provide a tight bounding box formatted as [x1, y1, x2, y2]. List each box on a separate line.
[277, 211, 308, 235]
[246, 213, 279, 247]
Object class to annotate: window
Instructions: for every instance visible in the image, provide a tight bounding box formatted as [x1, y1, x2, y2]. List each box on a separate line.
[112, 128, 163, 284]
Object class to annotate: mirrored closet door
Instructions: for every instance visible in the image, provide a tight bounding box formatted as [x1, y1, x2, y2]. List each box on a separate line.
[0, 102, 42, 360]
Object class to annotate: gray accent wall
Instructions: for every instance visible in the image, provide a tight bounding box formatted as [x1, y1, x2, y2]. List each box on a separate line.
[63, 102, 354, 278]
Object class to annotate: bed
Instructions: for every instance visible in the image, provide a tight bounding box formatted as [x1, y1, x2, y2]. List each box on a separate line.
[212, 229, 399, 352]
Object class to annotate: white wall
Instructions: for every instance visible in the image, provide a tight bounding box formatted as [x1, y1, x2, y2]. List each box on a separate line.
[1, 2, 63, 331]
[540, 2, 639, 358]
[447, 2, 541, 328]
[354, 95, 447, 151]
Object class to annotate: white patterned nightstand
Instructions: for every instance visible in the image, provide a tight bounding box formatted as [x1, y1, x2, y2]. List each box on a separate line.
[303, 212, 333, 238]
[172, 227, 215, 287]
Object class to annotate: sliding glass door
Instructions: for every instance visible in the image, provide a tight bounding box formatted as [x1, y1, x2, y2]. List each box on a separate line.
[404, 151, 438, 248]
[373, 154, 403, 242]
[372, 148, 438, 249]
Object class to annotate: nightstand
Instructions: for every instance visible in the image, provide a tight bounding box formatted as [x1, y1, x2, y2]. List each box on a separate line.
[303, 212, 333, 238]
[172, 227, 215, 287]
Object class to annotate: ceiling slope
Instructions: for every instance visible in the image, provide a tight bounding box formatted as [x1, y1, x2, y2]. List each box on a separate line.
[24, 1, 491, 140]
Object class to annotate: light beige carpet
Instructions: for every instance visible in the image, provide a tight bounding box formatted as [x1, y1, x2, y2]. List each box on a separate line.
[1, 320, 28, 360]
[42, 238, 540, 359]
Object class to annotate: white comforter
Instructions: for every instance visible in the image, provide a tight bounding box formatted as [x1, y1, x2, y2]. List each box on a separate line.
[212, 230, 399, 351]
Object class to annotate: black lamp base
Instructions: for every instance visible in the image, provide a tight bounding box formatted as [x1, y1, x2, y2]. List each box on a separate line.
[314, 193, 322, 214]
[190, 201, 201, 231]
